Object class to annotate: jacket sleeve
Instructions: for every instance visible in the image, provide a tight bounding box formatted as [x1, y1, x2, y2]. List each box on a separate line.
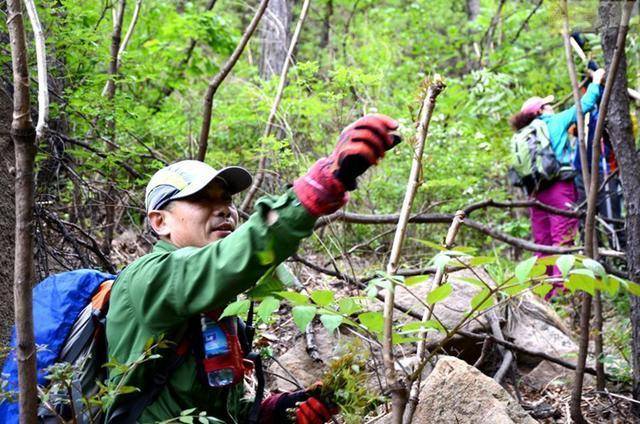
[547, 82, 603, 132]
[126, 189, 316, 330]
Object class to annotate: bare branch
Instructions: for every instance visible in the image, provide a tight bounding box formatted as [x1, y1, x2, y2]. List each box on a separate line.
[240, 0, 311, 212]
[23, 0, 48, 138]
[197, 0, 270, 161]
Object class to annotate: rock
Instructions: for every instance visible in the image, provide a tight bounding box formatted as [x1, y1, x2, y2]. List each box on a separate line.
[382, 356, 536, 424]
[267, 325, 340, 392]
[503, 293, 577, 366]
[389, 268, 493, 343]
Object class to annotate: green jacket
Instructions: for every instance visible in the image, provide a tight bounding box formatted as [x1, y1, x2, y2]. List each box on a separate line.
[105, 190, 316, 423]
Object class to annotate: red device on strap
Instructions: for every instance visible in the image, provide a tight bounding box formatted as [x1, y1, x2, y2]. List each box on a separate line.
[200, 312, 247, 387]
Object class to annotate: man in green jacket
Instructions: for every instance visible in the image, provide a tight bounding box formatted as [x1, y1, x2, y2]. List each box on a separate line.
[105, 114, 400, 423]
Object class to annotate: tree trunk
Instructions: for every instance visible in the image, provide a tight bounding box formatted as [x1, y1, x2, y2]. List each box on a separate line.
[6, 0, 38, 421]
[599, 0, 640, 416]
[259, 0, 292, 79]
[466, 0, 480, 22]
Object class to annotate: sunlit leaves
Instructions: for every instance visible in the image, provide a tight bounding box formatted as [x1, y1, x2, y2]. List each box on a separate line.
[426, 283, 453, 305]
[292, 306, 317, 332]
[514, 256, 537, 283]
[219, 299, 250, 319]
[556, 255, 575, 278]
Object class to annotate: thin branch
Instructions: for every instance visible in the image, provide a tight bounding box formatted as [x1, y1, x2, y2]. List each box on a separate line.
[510, 0, 543, 44]
[241, 0, 312, 211]
[404, 210, 464, 423]
[197, 0, 270, 161]
[115, 0, 142, 70]
[383, 77, 445, 424]
[561, 0, 590, 193]
[23, 0, 48, 138]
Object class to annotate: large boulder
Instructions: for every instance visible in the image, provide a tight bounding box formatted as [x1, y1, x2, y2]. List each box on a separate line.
[502, 294, 585, 390]
[382, 356, 536, 424]
[390, 268, 493, 342]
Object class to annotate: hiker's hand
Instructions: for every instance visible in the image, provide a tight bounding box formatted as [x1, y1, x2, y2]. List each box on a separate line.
[296, 381, 338, 424]
[331, 114, 400, 190]
[296, 397, 336, 424]
[293, 114, 400, 216]
[590, 68, 605, 85]
[259, 383, 338, 424]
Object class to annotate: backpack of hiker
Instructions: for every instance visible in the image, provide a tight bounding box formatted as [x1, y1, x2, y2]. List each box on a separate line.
[0, 270, 265, 424]
[0, 270, 116, 423]
[507, 118, 561, 195]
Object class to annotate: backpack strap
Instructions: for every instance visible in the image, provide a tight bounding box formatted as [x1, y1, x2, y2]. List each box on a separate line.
[106, 324, 190, 424]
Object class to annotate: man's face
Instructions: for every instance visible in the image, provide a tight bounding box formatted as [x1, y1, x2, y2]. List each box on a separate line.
[152, 180, 239, 248]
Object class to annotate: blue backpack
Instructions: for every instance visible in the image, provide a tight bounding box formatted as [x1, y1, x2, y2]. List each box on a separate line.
[0, 269, 115, 423]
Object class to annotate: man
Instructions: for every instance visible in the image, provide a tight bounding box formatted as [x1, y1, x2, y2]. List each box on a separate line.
[105, 115, 400, 423]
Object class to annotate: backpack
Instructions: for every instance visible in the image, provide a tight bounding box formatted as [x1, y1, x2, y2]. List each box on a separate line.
[0, 269, 116, 423]
[0, 270, 265, 424]
[507, 119, 561, 194]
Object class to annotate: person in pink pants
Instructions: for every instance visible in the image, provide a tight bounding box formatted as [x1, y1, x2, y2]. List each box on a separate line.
[510, 69, 605, 298]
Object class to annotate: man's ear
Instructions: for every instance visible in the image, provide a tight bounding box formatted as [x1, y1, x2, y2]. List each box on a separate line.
[147, 210, 171, 237]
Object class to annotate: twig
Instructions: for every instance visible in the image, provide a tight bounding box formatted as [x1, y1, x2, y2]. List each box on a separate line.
[561, 0, 590, 193]
[197, 0, 270, 161]
[23, 0, 48, 138]
[404, 210, 464, 423]
[304, 322, 323, 363]
[510, 0, 543, 44]
[473, 337, 493, 368]
[115, 0, 142, 70]
[241, 0, 311, 212]
[488, 309, 513, 384]
[382, 77, 445, 424]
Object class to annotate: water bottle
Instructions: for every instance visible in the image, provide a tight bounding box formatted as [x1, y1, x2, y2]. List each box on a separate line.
[201, 315, 235, 387]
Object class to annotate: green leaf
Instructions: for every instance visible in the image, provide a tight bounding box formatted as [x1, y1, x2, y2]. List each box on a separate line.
[181, 408, 197, 416]
[338, 297, 362, 316]
[310, 290, 334, 307]
[469, 256, 496, 266]
[277, 291, 309, 305]
[515, 256, 537, 283]
[470, 289, 494, 311]
[292, 306, 317, 332]
[397, 319, 444, 334]
[530, 264, 547, 279]
[256, 297, 280, 323]
[556, 255, 575, 278]
[433, 254, 451, 272]
[532, 282, 553, 298]
[456, 276, 486, 288]
[405, 275, 430, 287]
[275, 264, 297, 287]
[219, 299, 250, 319]
[412, 238, 445, 251]
[320, 314, 343, 334]
[502, 283, 528, 296]
[623, 280, 640, 296]
[605, 275, 621, 296]
[247, 268, 284, 299]
[392, 334, 423, 345]
[582, 258, 606, 279]
[566, 272, 596, 295]
[426, 282, 453, 305]
[358, 311, 384, 333]
[179, 416, 194, 423]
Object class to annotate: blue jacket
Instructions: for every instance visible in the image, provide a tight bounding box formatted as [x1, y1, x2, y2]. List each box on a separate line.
[538, 82, 603, 165]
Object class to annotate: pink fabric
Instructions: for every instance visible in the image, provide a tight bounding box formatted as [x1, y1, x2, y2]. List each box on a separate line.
[530, 180, 578, 298]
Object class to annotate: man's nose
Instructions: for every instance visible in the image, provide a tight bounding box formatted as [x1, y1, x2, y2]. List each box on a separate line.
[213, 205, 231, 218]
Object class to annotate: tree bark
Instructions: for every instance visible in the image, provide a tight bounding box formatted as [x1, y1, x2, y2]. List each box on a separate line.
[258, 0, 292, 80]
[466, 0, 480, 22]
[6, 0, 38, 422]
[599, 0, 640, 416]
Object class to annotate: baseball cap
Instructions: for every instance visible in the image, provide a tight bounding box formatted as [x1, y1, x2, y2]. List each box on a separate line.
[145, 160, 252, 212]
[520, 95, 554, 115]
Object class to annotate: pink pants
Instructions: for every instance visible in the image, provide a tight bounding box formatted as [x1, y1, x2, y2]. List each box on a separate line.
[530, 180, 578, 295]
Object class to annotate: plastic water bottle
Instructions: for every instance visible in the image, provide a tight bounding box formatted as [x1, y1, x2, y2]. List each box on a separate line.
[201, 315, 234, 387]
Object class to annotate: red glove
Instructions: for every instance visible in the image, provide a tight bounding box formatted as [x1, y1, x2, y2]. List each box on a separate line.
[293, 114, 400, 216]
[259, 383, 338, 424]
[296, 397, 335, 424]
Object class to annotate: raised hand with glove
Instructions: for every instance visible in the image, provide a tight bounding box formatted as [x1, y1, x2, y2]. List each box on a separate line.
[259, 382, 337, 424]
[293, 114, 401, 216]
